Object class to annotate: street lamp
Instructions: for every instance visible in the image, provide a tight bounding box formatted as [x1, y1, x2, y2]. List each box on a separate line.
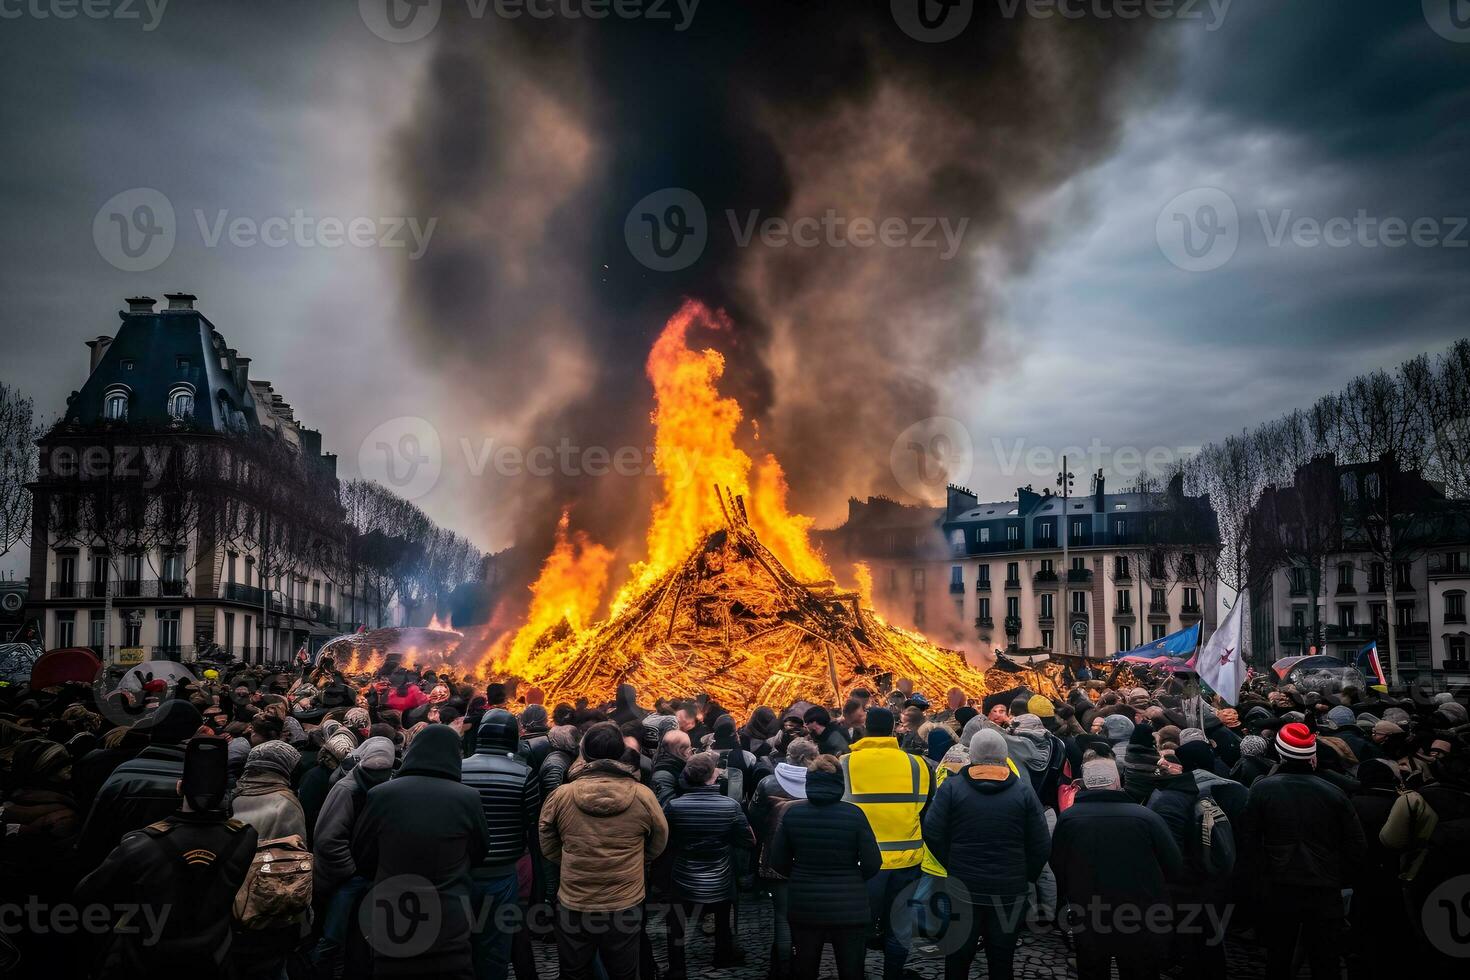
[1057, 457, 1074, 659]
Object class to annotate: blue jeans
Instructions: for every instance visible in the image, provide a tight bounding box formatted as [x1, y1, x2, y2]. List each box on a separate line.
[866, 865, 921, 980]
[470, 872, 521, 980]
[311, 876, 370, 972]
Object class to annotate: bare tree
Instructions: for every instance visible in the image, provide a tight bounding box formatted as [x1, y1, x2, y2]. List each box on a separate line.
[0, 384, 39, 559]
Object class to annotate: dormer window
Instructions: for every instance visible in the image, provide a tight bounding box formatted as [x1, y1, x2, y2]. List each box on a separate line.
[168, 385, 195, 420]
[103, 387, 129, 420]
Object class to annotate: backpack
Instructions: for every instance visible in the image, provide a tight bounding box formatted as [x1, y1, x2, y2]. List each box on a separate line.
[233, 834, 313, 929]
[1192, 789, 1236, 878]
[716, 748, 744, 801]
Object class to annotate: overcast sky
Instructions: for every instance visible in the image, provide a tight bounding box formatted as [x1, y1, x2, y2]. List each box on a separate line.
[1, 1, 1467, 576]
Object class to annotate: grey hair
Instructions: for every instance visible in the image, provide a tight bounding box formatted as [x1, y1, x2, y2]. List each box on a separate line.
[785, 737, 819, 767]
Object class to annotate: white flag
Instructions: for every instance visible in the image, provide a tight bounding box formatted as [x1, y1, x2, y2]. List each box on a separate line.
[1197, 590, 1249, 706]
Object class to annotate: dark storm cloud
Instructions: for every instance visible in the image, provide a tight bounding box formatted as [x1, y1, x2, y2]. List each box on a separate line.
[393, 0, 1168, 560]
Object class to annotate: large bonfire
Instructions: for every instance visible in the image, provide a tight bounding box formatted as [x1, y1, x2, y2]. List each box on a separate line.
[481, 301, 1015, 711]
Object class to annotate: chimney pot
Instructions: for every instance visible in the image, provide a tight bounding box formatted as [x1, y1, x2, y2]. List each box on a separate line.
[125, 296, 156, 314]
[164, 292, 197, 311]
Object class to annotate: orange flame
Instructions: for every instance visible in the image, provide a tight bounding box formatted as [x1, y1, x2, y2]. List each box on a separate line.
[497, 509, 614, 677]
[496, 299, 831, 679]
[427, 612, 454, 632]
[853, 562, 875, 608]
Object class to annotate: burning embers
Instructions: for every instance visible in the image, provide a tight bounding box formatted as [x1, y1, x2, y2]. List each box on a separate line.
[482, 300, 994, 710]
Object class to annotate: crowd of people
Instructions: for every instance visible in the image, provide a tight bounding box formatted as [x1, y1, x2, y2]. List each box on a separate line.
[0, 654, 1467, 980]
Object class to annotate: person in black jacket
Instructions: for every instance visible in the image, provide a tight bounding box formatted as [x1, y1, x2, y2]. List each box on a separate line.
[1146, 742, 1239, 980]
[353, 724, 493, 980]
[74, 736, 258, 980]
[662, 751, 756, 979]
[651, 728, 693, 807]
[1051, 757, 1183, 980]
[1240, 723, 1366, 980]
[803, 706, 849, 757]
[770, 754, 881, 980]
[749, 737, 819, 980]
[74, 700, 203, 871]
[1347, 758, 1406, 980]
[461, 709, 541, 980]
[922, 729, 1050, 980]
[518, 704, 552, 775]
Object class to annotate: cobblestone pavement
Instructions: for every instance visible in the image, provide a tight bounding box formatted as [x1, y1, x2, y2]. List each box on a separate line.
[528, 894, 1271, 979]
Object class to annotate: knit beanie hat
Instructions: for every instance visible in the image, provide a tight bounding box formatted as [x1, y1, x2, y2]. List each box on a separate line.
[345, 707, 371, 731]
[1176, 740, 1216, 773]
[1081, 757, 1120, 789]
[1179, 727, 1207, 745]
[1013, 714, 1044, 733]
[520, 704, 549, 730]
[1239, 734, 1268, 758]
[1383, 707, 1411, 726]
[969, 729, 1009, 765]
[954, 706, 977, 729]
[1275, 722, 1316, 761]
[1026, 695, 1055, 718]
[245, 740, 301, 780]
[866, 706, 895, 736]
[1325, 705, 1356, 729]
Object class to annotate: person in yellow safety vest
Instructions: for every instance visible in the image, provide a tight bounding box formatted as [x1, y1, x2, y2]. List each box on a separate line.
[839, 706, 933, 980]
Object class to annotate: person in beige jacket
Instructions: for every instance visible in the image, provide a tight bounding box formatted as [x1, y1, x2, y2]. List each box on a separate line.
[539, 722, 668, 980]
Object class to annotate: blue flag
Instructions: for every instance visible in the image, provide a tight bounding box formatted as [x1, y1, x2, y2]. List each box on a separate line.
[1116, 622, 1200, 659]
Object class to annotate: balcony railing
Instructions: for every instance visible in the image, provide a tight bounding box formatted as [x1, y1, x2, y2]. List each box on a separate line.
[50, 579, 188, 599]
[975, 616, 993, 629]
[1034, 571, 1059, 589]
[1067, 568, 1093, 584]
[974, 578, 991, 592]
[1005, 578, 1022, 590]
[948, 582, 965, 595]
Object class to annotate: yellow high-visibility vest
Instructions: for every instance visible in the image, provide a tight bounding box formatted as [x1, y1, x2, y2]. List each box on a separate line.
[841, 737, 933, 869]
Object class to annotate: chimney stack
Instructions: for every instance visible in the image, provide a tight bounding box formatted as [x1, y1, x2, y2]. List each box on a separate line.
[164, 292, 197, 311]
[85, 336, 114, 374]
[234, 355, 251, 389]
[125, 296, 156, 314]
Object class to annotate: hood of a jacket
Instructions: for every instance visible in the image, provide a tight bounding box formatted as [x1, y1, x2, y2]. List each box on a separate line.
[566, 759, 641, 816]
[547, 725, 579, 754]
[232, 769, 291, 799]
[652, 751, 685, 776]
[616, 684, 638, 711]
[475, 708, 520, 754]
[961, 763, 1017, 793]
[806, 767, 843, 804]
[1005, 730, 1050, 772]
[1192, 769, 1235, 793]
[397, 725, 463, 780]
[774, 761, 808, 798]
[850, 736, 901, 753]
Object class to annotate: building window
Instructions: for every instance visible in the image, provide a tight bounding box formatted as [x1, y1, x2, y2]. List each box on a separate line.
[1071, 519, 1086, 539]
[55, 611, 76, 647]
[1006, 562, 1019, 585]
[1114, 555, 1130, 579]
[122, 611, 141, 647]
[950, 565, 964, 593]
[887, 568, 899, 594]
[979, 597, 990, 620]
[1041, 593, 1054, 619]
[1071, 591, 1087, 614]
[1149, 553, 1166, 579]
[1117, 590, 1132, 612]
[1006, 596, 1020, 619]
[1292, 607, 1307, 630]
[91, 551, 110, 590]
[1183, 587, 1200, 612]
[158, 609, 181, 652]
[977, 565, 990, 587]
[1338, 562, 1355, 590]
[954, 598, 964, 621]
[1370, 562, 1386, 591]
[55, 552, 78, 598]
[1151, 587, 1166, 612]
[911, 568, 925, 592]
[1396, 601, 1414, 628]
[1038, 521, 1053, 541]
[1113, 518, 1127, 541]
[162, 552, 184, 594]
[1151, 624, 1166, 641]
[227, 552, 237, 585]
[978, 527, 990, 544]
[168, 386, 194, 419]
[1006, 525, 1019, 542]
[1118, 625, 1132, 651]
[1041, 629, 1053, 648]
[1338, 605, 1355, 628]
[1040, 559, 1054, 574]
[89, 611, 105, 649]
[103, 389, 129, 420]
[224, 612, 235, 653]
[1396, 561, 1413, 591]
[1449, 637, 1468, 666]
[949, 529, 965, 554]
[1446, 591, 1466, 624]
[913, 601, 926, 628]
[1072, 556, 1085, 573]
